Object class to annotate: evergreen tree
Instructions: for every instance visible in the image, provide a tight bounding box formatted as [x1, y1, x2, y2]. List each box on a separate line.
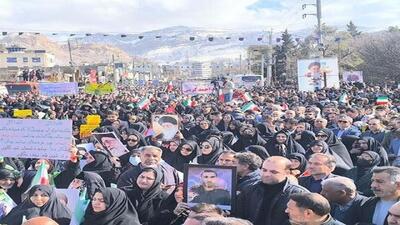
[347, 21, 361, 37]
[273, 29, 295, 82]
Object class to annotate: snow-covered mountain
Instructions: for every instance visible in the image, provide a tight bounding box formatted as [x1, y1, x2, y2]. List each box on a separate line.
[70, 26, 296, 63]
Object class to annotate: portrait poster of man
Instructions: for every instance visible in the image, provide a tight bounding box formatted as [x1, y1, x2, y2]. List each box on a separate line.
[297, 58, 339, 92]
[343, 71, 364, 83]
[152, 114, 179, 141]
[184, 164, 236, 211]
[92, 132, 129, 157]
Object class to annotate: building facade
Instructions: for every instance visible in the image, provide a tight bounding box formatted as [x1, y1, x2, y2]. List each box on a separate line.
[0, 46, 55, 68]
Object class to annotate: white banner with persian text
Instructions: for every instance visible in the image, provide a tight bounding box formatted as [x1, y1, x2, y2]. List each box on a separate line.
[182, 81, 214, 95]
[0, 119, 72, 160]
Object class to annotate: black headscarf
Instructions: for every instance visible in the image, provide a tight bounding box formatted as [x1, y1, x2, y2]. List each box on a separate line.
[265, 130, 305, 157]
[197, 136, 224, 165]
[82, 187, 140, 225]
[168, 140, 200, 172]
[246, 145, 270, 160]
[75, 171, 106, 198]
[288, 153, 307, 174]
[306, 140, 353, 175]
[295, 130, 316, 150]
[125, 128, 148, 151]
[361, 137, 389, 166]
[0, 185, 71, 225]
[130, 122, 148, 134]
[318, 128, 353, 167]
[83, 151, 113, 173]
[125, 167, 168, 224]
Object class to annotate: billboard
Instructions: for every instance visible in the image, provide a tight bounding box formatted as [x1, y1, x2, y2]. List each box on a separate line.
[297, 58, 339, 92]
[343, 71, 364, 83]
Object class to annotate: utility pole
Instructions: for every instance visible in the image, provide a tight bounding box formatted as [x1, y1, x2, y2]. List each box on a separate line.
[265, 29, 273, 86]
[302, 0, 324, 56]
[67, 39, 75, 82]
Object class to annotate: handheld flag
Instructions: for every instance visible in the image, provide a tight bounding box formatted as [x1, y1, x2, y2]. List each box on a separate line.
[376, 96, 389, 105]
[72, 188, 90, 224]
[241, 92, 253, 102]
[30, 162, 49, 187]
[241, 101, 259, 112]
[137, 97, 151, 110]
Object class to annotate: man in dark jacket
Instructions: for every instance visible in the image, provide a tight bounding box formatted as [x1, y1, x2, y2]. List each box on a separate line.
[234, 152, 262, 193]
[321, 176, 367, 225]
[299, 153, 338, 193]
[285, 192, 345, 225]
[236, 156, 308, 225]
[352, 166, 400, 225]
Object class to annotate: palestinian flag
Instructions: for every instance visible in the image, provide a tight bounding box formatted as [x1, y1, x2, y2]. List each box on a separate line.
[137, 97, 151, 110]
[30, 162, 49, 187]
[241, 101, 259, 112]
[339, 93, 348, 104]
[376, 96, 389, 105]
[241, 92, 253, 102]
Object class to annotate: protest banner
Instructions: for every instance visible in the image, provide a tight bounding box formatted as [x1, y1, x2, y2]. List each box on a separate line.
[84, 83, 115, 95]
[5, 83, 34, 95]
[297, 58, 339, 92]
[343, 71, 364, 83]
[86, 115, 101, 125]
[181, 80, 214, 95]
[152, 114, 179, 141]
[38, 82, 78, 96]
[93, 132, 128, 157]
[13, 109, 32, 118]
[79, 124, 99, 138]
[0, 119, 72, 160]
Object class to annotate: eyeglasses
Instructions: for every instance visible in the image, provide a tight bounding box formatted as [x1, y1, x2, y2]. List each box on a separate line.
[201, 145, 211, 149]
[315, 121, 324, 123]
[181, 147, 193, 152]
[338, 120, 349, 123]
[200, 122, 209, 125]
[316, 134, 328, 138]
[127, 139, 139, 142]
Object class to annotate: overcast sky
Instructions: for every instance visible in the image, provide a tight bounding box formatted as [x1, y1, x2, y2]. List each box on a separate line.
[0, 0, 399, 34]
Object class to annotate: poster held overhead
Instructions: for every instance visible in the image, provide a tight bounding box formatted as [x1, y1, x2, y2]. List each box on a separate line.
[297, 58, 339, 92]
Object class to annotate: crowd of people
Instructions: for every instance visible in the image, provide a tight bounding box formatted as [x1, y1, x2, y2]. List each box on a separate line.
[0, 78, 400, 225]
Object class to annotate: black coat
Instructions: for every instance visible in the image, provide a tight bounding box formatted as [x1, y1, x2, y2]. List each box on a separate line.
[298, 174, 338, 193]
[351, 197, 392, 225]
[237, 170, 261, 193]
[236, 179, 309, 225]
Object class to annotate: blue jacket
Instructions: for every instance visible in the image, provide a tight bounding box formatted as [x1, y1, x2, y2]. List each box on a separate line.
[331, 126, 361, 138]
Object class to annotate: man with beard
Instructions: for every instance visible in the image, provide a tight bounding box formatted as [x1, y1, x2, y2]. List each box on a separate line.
[352, 166, 400, 225]
[382, 117, 400, 154]
[236, 156, 308, 225]
[190, 170, 231, 206]
[158, 115, 179, 140]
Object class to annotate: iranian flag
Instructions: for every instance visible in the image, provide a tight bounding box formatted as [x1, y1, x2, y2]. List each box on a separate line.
[241, 101, 259, 112]
[182, 98, 193, 107]
[241, 92, 253, 102]
[31, 162, 49, 187]
[376, 96, 389, 105]
[137, 97, 151, 110]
